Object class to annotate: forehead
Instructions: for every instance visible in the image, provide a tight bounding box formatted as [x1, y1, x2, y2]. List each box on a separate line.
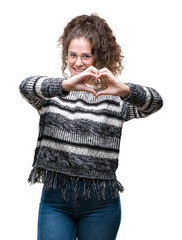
[68, 37, 92, 53]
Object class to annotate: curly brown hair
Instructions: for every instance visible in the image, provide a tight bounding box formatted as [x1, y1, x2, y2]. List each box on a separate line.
[58, 13, 124, 78]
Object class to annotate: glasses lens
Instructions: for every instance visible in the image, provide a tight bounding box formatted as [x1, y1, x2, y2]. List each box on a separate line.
[68, 52, 77, 59]
[82, 54, 93, 61]
[68, 52, 93, 63]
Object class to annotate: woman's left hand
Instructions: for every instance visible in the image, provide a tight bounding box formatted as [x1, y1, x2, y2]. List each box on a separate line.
[95, 68, 130, 98]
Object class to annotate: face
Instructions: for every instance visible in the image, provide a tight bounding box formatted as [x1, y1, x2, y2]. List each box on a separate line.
[67, 37, 94, 76]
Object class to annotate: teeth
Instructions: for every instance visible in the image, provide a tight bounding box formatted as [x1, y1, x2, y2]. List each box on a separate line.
[74, 69, 84, 72]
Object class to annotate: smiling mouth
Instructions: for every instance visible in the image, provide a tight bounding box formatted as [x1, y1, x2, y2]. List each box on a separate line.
[73, 68, 85, 72]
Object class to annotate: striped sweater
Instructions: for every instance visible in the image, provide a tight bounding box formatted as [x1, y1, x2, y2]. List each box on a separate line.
[19, 76, 163, 203]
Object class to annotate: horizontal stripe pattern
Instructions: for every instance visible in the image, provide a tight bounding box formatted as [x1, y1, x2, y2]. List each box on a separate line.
[39, 112, 122, 138]
[43, 101, 123, 119]
[40, 139, 119, 159]
[41, 125, 120, 150]
[52, 96, 123, 113]
[144, 87, 162, 113]
[39, 106, 123, 127]
[60, 97, 121, 107]
[35, 76, 48, 99]
[39, 135, 119, 153]
[64, 90, 121, 103]
[137, 87, 151, 111]
[19, 76, 163, 187]
[34, 146, 118, 172]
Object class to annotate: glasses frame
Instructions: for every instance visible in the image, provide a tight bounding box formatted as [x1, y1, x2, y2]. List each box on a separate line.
[68, 51, 94, 63]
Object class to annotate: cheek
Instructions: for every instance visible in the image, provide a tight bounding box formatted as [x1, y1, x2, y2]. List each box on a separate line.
[86, 59, 94, 68]
[91, 58, 95, 67]
[68, 62, 75, 73]
[67, 59, 72, 67]
[86, 63, 92, 68]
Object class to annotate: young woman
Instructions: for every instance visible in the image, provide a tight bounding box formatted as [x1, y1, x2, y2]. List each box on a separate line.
[19, 14, 163, 240]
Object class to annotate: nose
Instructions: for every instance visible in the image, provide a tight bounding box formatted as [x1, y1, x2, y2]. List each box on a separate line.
[75, 56, 83, 67]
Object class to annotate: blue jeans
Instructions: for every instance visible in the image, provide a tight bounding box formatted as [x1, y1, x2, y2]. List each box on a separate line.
[37, 179, 121, 240]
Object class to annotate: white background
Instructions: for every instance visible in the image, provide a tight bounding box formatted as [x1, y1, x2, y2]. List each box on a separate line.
[1, 0, 181, 239]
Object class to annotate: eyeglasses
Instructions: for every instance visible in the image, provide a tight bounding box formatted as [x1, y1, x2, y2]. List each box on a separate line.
[68, 51, 94, 63]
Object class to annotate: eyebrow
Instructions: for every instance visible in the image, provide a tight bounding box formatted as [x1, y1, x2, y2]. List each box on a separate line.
[68, 51, 93, 55]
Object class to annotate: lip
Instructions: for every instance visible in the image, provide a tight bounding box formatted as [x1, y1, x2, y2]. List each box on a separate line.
[73, 67, 86, 74]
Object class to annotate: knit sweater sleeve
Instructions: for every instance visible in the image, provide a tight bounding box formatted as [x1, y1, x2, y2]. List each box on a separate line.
[122, 83, 163, 121]
[19, 75, 69, 110]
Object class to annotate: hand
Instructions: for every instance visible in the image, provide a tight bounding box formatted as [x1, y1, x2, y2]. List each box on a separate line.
[62, 66, 99, 96]
[95, 68, 130, 98]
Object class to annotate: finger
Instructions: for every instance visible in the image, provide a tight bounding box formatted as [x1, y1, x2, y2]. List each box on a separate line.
[96, 68, 99, 78]
[98, 67, 110, 74]
[74, 82, 97, 96]
[98, 68, 111, 76]
[84, 72, 97, 78]
[78, 72, 97, 83]
[84, 86, 97, 96]
[87, 66, 99, 74]
[97, 72, 108, 79]
[84, 73, 98, 84]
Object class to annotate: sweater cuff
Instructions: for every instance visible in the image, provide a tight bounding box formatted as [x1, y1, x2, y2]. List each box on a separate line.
[41, 77, 70, 98]
[121, 83, 147, 108]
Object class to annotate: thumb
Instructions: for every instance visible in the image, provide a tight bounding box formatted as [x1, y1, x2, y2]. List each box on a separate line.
[84, 86, 97, 96]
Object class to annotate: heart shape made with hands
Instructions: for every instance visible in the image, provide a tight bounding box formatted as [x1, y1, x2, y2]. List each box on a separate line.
[94, 76, 108, 90]
[87, 74, 108, 91]
[83, 67, 129, 98]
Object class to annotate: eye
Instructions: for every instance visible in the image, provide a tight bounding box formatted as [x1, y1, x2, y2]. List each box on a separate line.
[68, 52, 77, 58]
[82, 54, 92, 60]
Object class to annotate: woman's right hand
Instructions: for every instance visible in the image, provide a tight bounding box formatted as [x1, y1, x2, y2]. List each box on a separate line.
[62, 66, 98, 96]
